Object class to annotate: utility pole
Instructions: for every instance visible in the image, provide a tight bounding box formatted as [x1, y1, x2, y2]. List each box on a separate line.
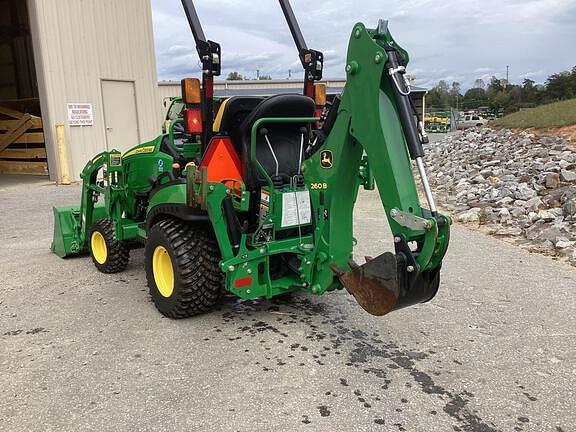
[506, 65, 509, 88]
[288, 69, 292, 80]
[256, 69, 260, 80]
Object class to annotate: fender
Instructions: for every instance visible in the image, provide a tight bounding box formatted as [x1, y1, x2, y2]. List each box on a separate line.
[147, 204, 209, 231]
[147, 182, 209, 230]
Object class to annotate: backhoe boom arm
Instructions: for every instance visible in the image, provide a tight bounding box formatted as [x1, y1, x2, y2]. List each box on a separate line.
[303, 22, 450, 315]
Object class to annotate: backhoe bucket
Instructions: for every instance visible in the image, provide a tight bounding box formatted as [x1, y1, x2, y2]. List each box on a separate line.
[51, 206, 82, 258]
[331, 252, 441, 316]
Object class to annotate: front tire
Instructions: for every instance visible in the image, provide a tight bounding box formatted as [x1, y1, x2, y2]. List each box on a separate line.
[89, 219, 130, 274]
[145, 218, 223, 319]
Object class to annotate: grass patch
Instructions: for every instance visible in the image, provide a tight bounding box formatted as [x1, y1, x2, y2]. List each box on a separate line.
[492, 98, 576, 129]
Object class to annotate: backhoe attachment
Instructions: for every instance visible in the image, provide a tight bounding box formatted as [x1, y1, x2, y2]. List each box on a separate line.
[313, 20, 450, 316]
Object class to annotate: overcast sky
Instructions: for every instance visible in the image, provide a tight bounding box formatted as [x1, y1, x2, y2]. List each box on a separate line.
[151, 0, 575, 90]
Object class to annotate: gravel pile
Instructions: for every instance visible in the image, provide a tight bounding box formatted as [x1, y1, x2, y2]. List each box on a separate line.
[425, 128, 576, 265]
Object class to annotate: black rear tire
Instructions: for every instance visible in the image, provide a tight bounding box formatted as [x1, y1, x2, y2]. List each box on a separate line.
[89, 219, 130, 274]
[145, 218, 223, 319]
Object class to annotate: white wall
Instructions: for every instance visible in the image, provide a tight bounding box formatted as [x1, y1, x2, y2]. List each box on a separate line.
[158, 82, 181, 117]
[28, 0, 162, 180]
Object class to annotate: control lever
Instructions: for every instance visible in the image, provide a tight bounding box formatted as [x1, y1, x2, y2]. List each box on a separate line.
[260, 128, 283, 187]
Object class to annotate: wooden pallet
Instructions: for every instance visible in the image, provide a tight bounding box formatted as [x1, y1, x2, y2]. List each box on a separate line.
[0, 103, 48, 176]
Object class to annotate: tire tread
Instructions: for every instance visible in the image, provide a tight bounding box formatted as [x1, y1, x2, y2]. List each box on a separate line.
[145, 219, 222, 319]
[90, 219, 130, 274]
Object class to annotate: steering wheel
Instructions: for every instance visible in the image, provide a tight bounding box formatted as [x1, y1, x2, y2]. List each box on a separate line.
[172, 122, 185, 134]
[169, 119, 188, 151]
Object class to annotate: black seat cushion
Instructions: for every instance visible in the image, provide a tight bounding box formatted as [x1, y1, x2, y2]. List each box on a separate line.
[217, 96, 265, 154]
[239, 94, 315, 189]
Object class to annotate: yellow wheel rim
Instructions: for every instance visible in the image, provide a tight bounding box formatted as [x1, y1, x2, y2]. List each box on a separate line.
[91, 231, 108, 265]
[153, 246, 175, 298]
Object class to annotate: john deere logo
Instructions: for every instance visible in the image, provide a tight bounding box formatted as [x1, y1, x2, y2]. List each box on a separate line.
[320, 150, 333, 169]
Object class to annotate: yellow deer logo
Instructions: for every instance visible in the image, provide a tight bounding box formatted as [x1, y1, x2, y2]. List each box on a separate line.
[320, 150, 333, 169]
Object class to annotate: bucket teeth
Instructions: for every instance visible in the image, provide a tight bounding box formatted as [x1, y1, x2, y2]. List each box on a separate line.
[329, 263, 346, 277]
[347, 259, 360, 270]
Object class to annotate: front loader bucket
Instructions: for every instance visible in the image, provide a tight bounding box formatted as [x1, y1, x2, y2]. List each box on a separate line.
[51, 206, 82, 258]
[331, 252, 441, 316]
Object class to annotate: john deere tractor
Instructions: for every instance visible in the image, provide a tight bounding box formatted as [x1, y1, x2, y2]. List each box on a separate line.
[51, 0, 450, 319]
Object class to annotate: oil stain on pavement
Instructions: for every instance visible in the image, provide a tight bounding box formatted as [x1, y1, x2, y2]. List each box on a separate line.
[199, 293, 547, 432]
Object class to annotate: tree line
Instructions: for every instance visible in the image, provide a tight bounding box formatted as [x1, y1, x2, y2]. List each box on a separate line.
[226, 71, 272, 81]
[426, 66, 576, 115]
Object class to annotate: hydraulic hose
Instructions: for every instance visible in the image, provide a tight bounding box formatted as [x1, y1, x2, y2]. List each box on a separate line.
[385, 49, 424, 160]
[385, 49, 437, 215]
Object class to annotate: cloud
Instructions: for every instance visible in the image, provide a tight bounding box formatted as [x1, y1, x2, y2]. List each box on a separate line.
[151, 0, 576, 90]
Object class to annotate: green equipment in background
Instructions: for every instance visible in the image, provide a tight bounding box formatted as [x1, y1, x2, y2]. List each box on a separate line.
[424, 111, 451, 133]
[51, 0, 450, 319]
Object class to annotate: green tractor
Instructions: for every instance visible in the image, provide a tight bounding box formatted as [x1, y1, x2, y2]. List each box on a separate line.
[51, 0, 450, 318]
[162, 96, 184, 134]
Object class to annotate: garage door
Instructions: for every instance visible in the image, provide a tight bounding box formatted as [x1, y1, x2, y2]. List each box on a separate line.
[101, 80, 140, 152]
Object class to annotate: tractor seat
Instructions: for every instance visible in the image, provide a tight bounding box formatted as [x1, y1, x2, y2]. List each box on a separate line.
[213, 96, 265, 154]
[239, 94, 315, 189]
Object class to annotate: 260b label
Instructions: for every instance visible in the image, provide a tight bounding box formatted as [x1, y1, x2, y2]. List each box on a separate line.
[310, 183, 328, 190]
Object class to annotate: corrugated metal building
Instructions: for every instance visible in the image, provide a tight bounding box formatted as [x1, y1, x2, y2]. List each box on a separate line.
[0, 0, 161, 181]
[159, 78, 347, 103]
[158, 79, 427, 120]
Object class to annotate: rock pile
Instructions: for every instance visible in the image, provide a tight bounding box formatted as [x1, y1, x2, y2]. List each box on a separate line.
[425, 128, 576, 265]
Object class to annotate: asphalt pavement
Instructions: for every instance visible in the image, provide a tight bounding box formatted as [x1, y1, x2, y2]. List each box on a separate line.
[0, 174, 574, 432]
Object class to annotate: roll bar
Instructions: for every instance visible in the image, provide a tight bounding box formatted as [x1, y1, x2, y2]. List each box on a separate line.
[278, 0, 324, 98]
[181, 0, 221, 77]
[180, 0, 221, 149]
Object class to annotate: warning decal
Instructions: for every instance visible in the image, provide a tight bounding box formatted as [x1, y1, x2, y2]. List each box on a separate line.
[281, 191, 312, 228]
